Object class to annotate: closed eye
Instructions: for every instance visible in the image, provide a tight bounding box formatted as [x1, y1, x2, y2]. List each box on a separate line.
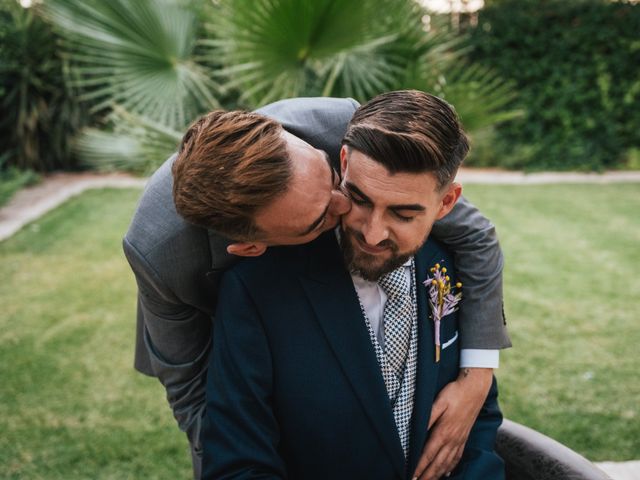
[393, 211, 415, 222]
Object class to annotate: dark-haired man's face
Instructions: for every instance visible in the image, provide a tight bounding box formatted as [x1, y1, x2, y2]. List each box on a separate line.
[339, 146, 461, 281]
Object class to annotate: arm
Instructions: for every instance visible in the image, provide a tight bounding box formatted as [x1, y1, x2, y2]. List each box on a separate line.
[201, 271, 285, 479]
[124, 237, 211, 466]
[430, 195, 510, 350]
[415, 196, 510, 478]
[445, 377, 505, 480]
[412, 368, 494, 480]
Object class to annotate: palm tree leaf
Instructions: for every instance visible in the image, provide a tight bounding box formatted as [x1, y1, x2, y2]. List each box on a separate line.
[42, 0, 220, 128]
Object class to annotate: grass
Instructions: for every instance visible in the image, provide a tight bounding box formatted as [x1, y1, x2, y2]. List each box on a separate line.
[463, 183, 640, 461]
[0, 184, 638, 478]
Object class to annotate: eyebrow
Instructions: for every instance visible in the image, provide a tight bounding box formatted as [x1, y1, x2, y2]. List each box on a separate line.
[298, 150, 335, 236]
[345, 182, 426, 212]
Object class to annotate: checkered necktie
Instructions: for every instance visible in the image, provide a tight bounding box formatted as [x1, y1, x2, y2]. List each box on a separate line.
[378, 266, 412, 383]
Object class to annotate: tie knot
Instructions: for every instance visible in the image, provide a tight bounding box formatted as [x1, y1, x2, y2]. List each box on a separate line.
[378, 266, 409, 299]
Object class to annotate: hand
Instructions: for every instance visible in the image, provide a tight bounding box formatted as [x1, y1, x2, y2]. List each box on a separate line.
[411, 368, 493, 480]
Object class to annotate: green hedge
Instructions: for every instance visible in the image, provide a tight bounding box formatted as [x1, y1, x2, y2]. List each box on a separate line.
[468, 0, 640, 170]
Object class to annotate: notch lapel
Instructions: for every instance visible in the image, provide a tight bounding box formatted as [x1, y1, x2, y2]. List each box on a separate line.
[298, 234, 406, 479]
[408, 239, 444, 474]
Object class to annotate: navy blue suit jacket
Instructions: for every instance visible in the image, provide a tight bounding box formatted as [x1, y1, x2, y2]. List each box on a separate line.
[202, 232, 504, 479]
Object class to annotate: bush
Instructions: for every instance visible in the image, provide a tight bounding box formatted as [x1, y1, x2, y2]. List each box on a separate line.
[0, 1, 89, 172]
[468, 0, 640, 171]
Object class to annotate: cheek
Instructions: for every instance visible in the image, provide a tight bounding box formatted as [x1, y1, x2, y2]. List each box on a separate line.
[341, 204, 366, 227]
[394, 221, 432, 251]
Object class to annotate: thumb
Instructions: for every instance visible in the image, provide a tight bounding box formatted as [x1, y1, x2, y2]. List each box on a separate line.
[427, 396, 447, 430]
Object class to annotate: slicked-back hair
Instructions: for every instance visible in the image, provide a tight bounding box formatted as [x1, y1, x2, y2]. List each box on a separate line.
[342, 90, 468, 189]
[172, 110, 291, 240]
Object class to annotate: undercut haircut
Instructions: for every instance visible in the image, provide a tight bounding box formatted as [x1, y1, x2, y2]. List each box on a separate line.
[342, 90, 469, 189]
[172, 110, 292, 240]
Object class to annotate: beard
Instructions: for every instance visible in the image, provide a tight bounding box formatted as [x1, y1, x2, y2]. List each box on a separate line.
[339, 226, 425, 282]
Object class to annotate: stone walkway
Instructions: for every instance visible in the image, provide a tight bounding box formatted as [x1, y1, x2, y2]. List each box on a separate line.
[0, 169, 638, 478]
[0, 172, 146, 241]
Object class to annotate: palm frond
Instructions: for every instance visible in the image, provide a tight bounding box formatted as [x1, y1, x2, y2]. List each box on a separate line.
[75, 106, 182, 174]
[206, 0, 423, 106]
[43, 0, 220, 128]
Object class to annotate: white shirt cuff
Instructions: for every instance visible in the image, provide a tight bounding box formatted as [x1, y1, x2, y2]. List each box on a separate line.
[460, 349, 500, 369]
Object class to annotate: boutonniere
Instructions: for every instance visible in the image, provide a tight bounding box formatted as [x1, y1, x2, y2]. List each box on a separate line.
[423, 262, 462, 363]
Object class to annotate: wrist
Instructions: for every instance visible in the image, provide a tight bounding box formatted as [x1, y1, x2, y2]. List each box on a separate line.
[457, 367, 493, 395]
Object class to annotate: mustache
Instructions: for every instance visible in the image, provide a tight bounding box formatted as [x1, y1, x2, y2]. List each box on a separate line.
[343, 226, 398, 251]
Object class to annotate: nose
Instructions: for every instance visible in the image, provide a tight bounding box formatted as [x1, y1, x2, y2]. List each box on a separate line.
[329, 189, 351, 216]
[361, 212, 389, 246]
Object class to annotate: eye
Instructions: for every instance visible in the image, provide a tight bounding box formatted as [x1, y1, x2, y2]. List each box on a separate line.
[393, 211, 415, 222]
[343, 188, 368, 206]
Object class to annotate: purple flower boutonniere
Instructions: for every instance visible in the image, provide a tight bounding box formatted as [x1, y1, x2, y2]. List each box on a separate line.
[423, 262, 462, 363]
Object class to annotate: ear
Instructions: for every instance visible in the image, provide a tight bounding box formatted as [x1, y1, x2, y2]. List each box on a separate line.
[435, 182, 463, 220]
[226, 242, 268, 257]
[339, 145, 349, 177]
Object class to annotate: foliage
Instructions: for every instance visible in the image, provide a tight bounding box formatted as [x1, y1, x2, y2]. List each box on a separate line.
[42, 0, 221, 129]
[468, 0, 640, 171]
[74, 107, 182, 174]
[0, 166, 40, 207]
[0, 1, 88, 171]
[205, 0, 521, 164]
[205, 0, 424, 106]
[1, 185, 639, 478]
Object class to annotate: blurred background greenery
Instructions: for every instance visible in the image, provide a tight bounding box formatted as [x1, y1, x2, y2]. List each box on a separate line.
[1, 0, 638, 187]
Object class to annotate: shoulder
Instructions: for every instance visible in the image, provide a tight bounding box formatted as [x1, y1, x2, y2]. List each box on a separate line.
[257, 97, 359, 125]
[257, 97, 360, 167]
[123, 155, 228, 280]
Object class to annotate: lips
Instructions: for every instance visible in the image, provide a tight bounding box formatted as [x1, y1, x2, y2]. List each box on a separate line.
[354, 234, 390, 255]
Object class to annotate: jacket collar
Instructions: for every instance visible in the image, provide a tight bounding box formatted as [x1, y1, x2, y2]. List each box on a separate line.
[298, 232, 443, 479]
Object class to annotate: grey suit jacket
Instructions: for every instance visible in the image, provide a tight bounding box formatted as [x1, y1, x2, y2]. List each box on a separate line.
[123, 96, 511, 463]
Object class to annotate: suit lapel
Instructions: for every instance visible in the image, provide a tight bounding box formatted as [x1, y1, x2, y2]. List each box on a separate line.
[299, 234, 406, 479]
[408, 239, 443, 473]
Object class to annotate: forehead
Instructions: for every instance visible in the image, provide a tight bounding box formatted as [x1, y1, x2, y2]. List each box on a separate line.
[345, 150, 439, 204]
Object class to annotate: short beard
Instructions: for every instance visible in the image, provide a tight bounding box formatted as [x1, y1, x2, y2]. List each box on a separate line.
[339, 226, 422, 282]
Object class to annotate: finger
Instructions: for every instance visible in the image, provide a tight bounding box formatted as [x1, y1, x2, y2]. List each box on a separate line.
[419, 445, 454, 480]
[427, 397, 448, 430]
[412, 444, 437, 480]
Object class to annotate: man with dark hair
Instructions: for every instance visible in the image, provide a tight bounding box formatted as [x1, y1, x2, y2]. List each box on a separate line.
[124, 94, 510, 478]
[201, 90, 504, 479]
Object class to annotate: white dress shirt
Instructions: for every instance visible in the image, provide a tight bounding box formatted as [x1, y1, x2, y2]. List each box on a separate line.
[349, 260, 499, 369]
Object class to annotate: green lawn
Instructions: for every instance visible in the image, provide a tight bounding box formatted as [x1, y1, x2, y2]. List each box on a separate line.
[0, 184, 638, 478]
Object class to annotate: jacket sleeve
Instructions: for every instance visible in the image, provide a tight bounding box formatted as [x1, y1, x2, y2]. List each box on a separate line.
[202, 271, 286, 479]
[123, 236, 210, 461]
[430, 195, 511, 349]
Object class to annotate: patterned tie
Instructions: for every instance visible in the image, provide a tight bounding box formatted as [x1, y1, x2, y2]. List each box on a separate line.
[378, 266, 412, 384]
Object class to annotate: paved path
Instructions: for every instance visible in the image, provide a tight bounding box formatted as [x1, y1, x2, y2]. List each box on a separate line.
[0, 172, 146, 241]
[0, 169, 638, 478]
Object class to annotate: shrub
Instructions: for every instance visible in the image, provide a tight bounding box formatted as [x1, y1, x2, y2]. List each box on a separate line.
[468, 0, 640, 170]
[0, 1, 88, 172]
